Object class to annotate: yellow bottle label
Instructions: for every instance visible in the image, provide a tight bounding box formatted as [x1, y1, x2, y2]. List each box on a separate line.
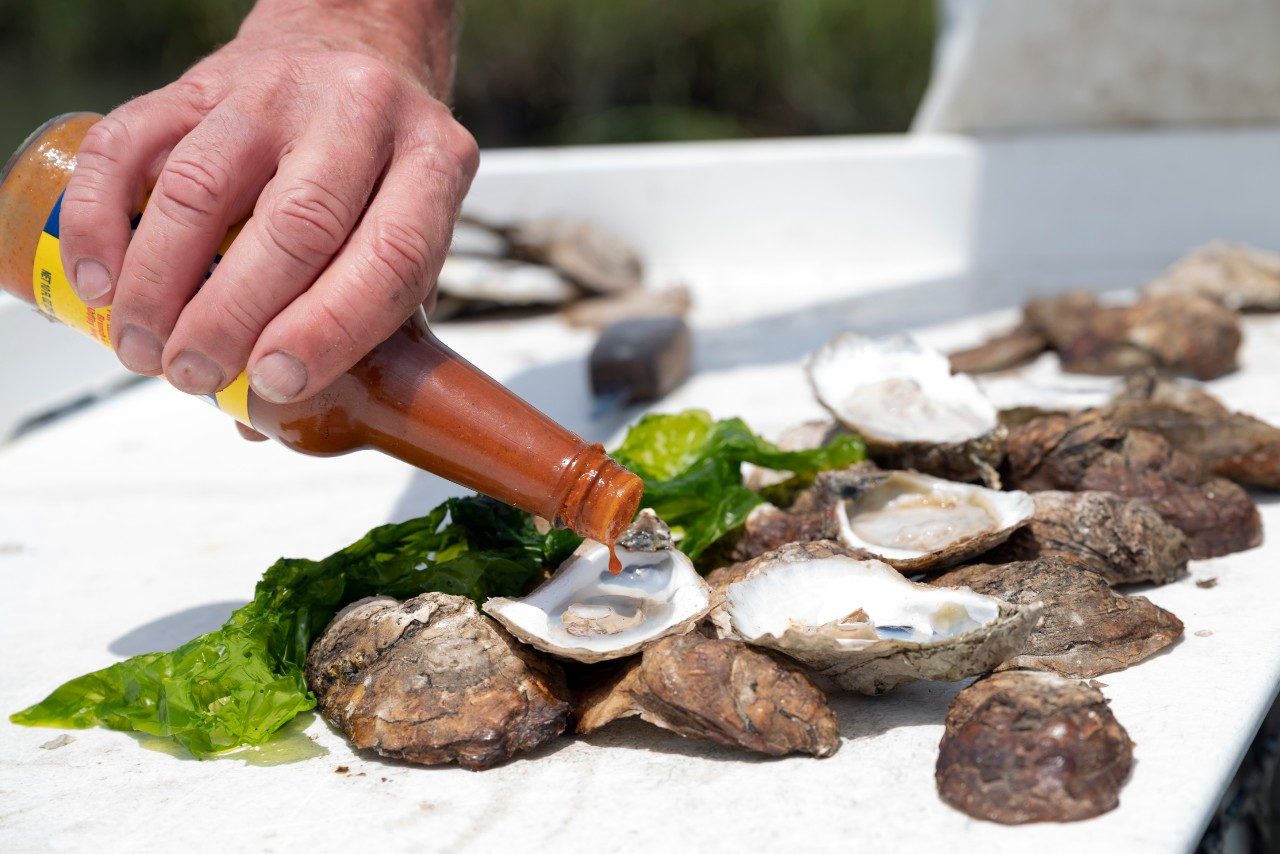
[32, 193, 253, 427]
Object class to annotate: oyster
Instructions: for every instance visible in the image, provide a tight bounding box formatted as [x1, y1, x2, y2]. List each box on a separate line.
[436, 255, 578, 305]
[725, 464, 1032, 571]
[574, 632, 840, 758]
[820, 464, 1033, 573]
[742, 419, 846, 492]
[1103, 373, 1280, 491]
[1144, 241, 1280, 312]
[709, 541, 1037, 695]
[807, 334, 1005, 485]
[508, 217, 643, 294]
[949, 324, 1050, 375]
[985, 491, 1189, 586]
[974, 353, 1122, 417]
[933, 556, 1184, 678]
[484, 511, 713, 663]
[1004, 410, 1262, 558]
[951, 292, 1241, 380]
[305, 593, 571, 770]
[936, 671, 1134, 824]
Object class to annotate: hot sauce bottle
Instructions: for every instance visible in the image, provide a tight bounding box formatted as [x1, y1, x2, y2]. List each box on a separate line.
[0, 114, 643, 554]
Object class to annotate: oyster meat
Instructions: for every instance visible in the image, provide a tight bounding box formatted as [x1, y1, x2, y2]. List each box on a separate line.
[484, 511, 713, 663]
[709, 541, 1037, 695]
[951, 292, 1241, 380]
[984, 490, 1189, 586]
[936, 671, 1134, 824]
[725, 463, 1032, 571]
[305, 593, 571, 770]
[1004, 410, 1262, 558]
[575, 632, 840, 758]
[1144, 241, 1280, 311]
[821, 464, 1032, 573]
[1103, 373, 1280, 491]
[807, 334, 1005, 485]
[933, 556, 1184, 678]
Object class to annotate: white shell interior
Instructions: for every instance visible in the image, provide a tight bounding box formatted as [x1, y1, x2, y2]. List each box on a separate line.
[484, 541, 710, 657]
[807, 334, 998, 443]
[725, 556, 1000, 646]
[836, 471, 1034, 561]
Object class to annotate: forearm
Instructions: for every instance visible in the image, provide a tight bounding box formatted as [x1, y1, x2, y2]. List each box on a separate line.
[240, 0, 458, 96]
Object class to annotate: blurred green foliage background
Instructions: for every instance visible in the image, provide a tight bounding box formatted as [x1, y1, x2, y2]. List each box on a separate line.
[0, 0, 934, 156]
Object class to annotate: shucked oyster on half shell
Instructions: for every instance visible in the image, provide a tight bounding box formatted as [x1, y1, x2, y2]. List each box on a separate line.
[484, 511, 713, 663]
[819, 464, 1033, 573]
[726, 463, 1032, 572]
[807, 334, 1006, 486]
[709, 541, 1037, 695]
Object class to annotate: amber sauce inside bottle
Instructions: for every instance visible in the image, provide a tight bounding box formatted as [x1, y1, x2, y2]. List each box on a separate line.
[0, 114, 643, 553]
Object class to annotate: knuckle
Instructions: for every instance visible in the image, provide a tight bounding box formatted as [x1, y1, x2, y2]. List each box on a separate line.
[365, 218, 433, 309]
[153, 152, 231, 222]
[168, 70, 221, 114]
[263, 180, 352, 267]
[76, 117, 133, 170]
[337, 58, 401, 103]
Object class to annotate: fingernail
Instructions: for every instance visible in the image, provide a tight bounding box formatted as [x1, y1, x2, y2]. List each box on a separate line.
[251, 351, 307, 403]
[116, 325, 163, 374]
[168, 350, 224, 396]
[73, 259, 111, 301]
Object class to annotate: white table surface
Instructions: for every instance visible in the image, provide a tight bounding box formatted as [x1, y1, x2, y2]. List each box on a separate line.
[2, 289, 1279, 854]
[4, 126, 1280, 853]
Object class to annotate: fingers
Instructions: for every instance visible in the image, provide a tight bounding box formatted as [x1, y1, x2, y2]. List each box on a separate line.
[161, 106, 394, 395]
[108, 101, 281, 377]
[247, 116, 478, 402]
[57, 85, 209, 307]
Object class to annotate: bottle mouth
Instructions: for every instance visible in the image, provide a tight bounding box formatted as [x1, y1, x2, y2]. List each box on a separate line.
[556, 447, 645, 544]
[1, 113, 98, 190]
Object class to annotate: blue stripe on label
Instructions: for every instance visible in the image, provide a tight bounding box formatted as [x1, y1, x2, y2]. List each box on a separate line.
[43, 192, 63, 239]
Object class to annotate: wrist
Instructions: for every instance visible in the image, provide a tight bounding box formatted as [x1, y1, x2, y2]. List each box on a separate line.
[239, 0, 456, 96]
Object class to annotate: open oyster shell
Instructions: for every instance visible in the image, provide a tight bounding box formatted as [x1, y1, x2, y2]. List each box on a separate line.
[484, 511, 713, 663]
[819, 464, 1033, 573]
[708, 541, 1037, 695]
[807, 334, 1005, 485]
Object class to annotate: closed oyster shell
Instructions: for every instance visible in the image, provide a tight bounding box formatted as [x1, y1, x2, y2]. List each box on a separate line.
[984, 490, 1189, 586]
[709, 541, 1037, 695]
[1103, 372, 1280, 491]
[508, 217, 643, 294]
[305, 593, 571, 770]
[484, 511, 713, 663]
[933, 556, 1184, 678]
[807, 334, 1005, 485]
[574, 632, 840, 758]
[1003, 410, 1262, 558]
[936, 671, 1134, 824]
[1144, 241, 1280, 312]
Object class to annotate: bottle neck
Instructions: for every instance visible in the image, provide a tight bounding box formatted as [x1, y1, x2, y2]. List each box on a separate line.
[332, 313, 643, 542]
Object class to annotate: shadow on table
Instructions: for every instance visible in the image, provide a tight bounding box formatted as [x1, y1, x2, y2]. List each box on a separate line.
[109, 600, 248, 656]
[830, 680, 963, 743]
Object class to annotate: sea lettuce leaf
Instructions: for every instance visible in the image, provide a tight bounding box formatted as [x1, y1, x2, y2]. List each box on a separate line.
[612, 409, 865, 558]
[10, 497, 568, 758]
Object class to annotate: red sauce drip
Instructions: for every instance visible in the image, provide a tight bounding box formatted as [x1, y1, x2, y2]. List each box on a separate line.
[607, 543, 623, 575]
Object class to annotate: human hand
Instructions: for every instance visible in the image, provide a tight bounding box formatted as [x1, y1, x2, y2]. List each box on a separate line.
[58, 0, 477, 404]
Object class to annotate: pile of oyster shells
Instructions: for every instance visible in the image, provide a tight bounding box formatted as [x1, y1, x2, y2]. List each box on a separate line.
[305, 241, 1278, 826]
[432, 215, 688, 327]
